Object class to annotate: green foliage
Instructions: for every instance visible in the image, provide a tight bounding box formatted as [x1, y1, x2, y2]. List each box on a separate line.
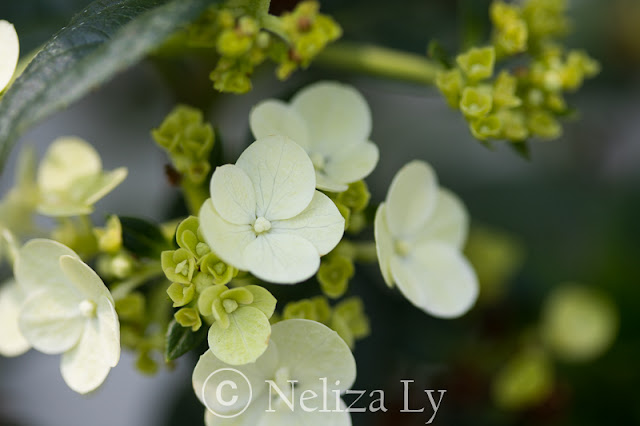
[165, 318, 207, 361]
[120, 216, 171, 259]
[0, 0, 214, 173]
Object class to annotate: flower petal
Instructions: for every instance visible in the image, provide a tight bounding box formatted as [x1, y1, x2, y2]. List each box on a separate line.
[390, 242, 478, 318]
[19, 288, 84, 354]
[60, 319, 115, 394]
[0, 279, 31, 357]
[243, 233, 320, 284]
[37, 137, 102, 193]
[236, 136, 315, 221]
[15, 239, 79, 293]
[271, 319, 356, 395]
[373, 204, 394, 287]
[210, 165, 257, 225]
[385, 160, 438, 238]
[59, 255, 114, 304]
[259, 398, 352, 426]
[96, 296, 120, 367]
[324, 141, 379, 186]
[82, 167, 128, 205]
[315, 172, 348, 193]
[250, 100, 310, 150]
[415, 188, 469, 249]
[0, 20, 19, 92]
[271, 191, 344, 256]
[291, 81, 371, 155]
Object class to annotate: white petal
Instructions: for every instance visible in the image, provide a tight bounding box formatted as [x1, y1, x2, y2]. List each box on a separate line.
[315, 172, 348, 193]
[415, 189, 469, 249]
[37, 137, 102, 193]
[271, 191, 344, 256]
[15, 239, 79, 293]
[291, 82, 371, 155]
[96, 296, 120, 367]
[250, 100, 310, 149]
[390, 242, 478, 318]
[0, 21, 19, 92]
[271, 320, 356, 394]
[236, 136, 315, 221]
[19, 288, 84, 354]
[210, 165, 257, 225]
[60, 319, 116, 394]
[59, 255, 114, 304]
[259, 398, 352, 426]
[204, 396, 266, 426]
[0, 280, 31, 357]
[200, 200, 256, 271]
[373, 204, 394, 287]
[324, 141, 379, 185]
[83, 167, 128, 205]
[243, 234, 320, 284]
[385, 160, 438, 238]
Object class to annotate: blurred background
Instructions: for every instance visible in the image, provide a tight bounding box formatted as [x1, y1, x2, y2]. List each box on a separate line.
[1, 0, 639, 425]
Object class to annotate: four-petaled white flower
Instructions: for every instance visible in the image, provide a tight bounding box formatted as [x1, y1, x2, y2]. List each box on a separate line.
[374, 160, 479, 318]
[250, 81, 379, 192]
[15, 239, 120, 394]
[199, 135, 345, 284]
[193, 319, 356, 426]
[37, 137, 128, 217]
[0, 20, 19, 93]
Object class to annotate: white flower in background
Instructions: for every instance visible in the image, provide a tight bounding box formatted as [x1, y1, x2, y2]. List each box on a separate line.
[15, 239, 120, 394]
[250, 81, 379, 192]
[0, 20, 19, 92]
[37, 137, 128, 217]
[374, 160, 479, 318]
[199, 135, 344, 284]
[193, 319, 356, 426]
[0, 279, 31, 357]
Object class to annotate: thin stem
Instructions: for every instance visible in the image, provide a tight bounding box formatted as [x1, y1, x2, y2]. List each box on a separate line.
[315, 42, 443, 85]
[181, 179, 209, 216]
[111, 264, 164, 301]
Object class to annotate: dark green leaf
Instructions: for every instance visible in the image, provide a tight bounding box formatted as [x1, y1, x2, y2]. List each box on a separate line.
[165, 319, 207, 361]
[0, 0, 215, 173]
[509, 141, 532, 160]
[427, 40, 452, 69]
[120, 216, 171, 258]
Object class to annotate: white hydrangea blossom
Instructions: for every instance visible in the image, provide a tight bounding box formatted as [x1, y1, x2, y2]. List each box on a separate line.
[193, 319, 356, 426]
[15, 239, 120, 394]
[37, 137, 128, 216]
[374, 160, 479, 318]
[0, 279, 30, 357]
[250, 81, 379, 192]
[199, 135, 344, 284]
[0, 20, 19, 92]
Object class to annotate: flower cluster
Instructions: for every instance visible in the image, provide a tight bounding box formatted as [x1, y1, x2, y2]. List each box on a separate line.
[436, 0, 600, 146]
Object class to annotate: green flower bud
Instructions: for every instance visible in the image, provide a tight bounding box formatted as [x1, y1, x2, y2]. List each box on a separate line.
[456, 47, 496, 81]
[94, 215, 122, 254]
[217, 29, 253, 58]
[200, 252, 238, 285]
[317, 255, 354, 299]
[311, 296, 332, 324]
[333, 200, 351, 230]
[498, 110, 529, 142]
[136, 347, 159, 375]
[495, 20, 528, 55]
[436, 68, 465, 108]
[346, 211, 367, 235]
[490, 1, 522, 28]
[167, 282, 196, 307]
[161, 248, 196, 284]
[336, 180, 371, 213]
[545, 93, 567, 113]
[470, 115, 502, 141]
[175, 307, 202, 331]
[523, 0, 569, 41]
[527, 110, 562, 139]
[211, 68, 252, 94]
[283, 299, 318, 321]
[460, 86, 493, 118]
[115, 292, 145, 322]
[330, 313, 354, 349]
[334, 297, 370, 340]
[493, 71, 522, 109]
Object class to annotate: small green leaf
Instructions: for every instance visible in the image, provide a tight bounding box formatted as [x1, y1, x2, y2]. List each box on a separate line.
[120, 216, 171, 258]
[165, 318, 207, 361]
[208, 306, 271, 365]
[0, 0, 216, 173]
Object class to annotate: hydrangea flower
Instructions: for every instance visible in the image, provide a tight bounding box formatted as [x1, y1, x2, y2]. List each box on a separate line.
[0, 279, 31, 357]
[0, 20, 19, 92]
[199, 135, 344, 284]
[193, 319, 356, 426]
[374, 160, 479, 318]
[15, 239, 120, 393]
[250, 81, 379, 192]
[37, 137, 128, 216]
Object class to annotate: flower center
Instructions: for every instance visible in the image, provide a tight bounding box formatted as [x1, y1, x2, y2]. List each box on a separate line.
[79, 299, 97, 318]
[394, 239, 411, 257]
[310, 152, 326, 171]
[223, 299, 239, 314]
[253, 216, 272, 234]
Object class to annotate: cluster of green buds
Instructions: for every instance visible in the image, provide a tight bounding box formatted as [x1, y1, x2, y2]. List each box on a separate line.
[435, 0, 599, 146]
[280, 296, 370, 349]
[161, 216, 242, 330]
[151, 105, 214, 184]
[184, 1, 341, 93]
[327, 180, 371, 234]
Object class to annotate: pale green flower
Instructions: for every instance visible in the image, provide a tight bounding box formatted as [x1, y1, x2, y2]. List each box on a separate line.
[0, 20, 19, 92]
[0, 279, 30, 357]
[193, 319, 356, 426]
[199, 135, 344, 284]
[15, 239, 120, 394]
[37, 137, 128, 217]
[250, 81, 379, 192]
[374, 160, 478, 318]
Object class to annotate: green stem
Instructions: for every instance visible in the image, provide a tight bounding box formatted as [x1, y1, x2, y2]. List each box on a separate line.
[111, 264, 164, 300]
[182, 179, 209, 216]
[315, 42, 443, 85]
